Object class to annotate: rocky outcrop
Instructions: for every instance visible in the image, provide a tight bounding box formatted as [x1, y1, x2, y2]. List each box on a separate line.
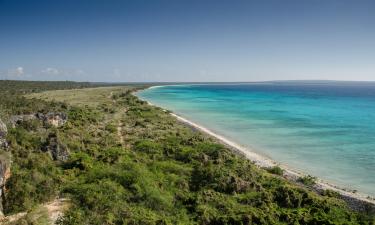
[43, 133, 69, 161]
[0, 119, 8, 150]
[0, 119, 7, 138]
[10, 114, 37, 128]
[10, 112, 67, 128]
[44, 112, 68, 127]
[0, 118, 10, 217]
[0, 152, 11, 217]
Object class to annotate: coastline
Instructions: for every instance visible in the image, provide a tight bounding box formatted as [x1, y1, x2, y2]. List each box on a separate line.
[134, 87, 375, 211]
[169, 112, 375, 209]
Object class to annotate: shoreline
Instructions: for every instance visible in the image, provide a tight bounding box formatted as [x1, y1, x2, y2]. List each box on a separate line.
[169, 112, 375, 209]
[134, 87, 375, 211]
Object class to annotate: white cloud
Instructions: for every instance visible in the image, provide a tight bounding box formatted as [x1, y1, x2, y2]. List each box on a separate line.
[16, 67, 24, 75]
[7, 67, 24, 78]
[8, 66, 25, 77]
[41, 67, 59, 75]
[0, 67, 88, 81]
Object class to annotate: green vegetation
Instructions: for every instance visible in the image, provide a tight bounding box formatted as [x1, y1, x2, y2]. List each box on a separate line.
[0, 80, 374, 224]
[322, 190, 341, 198]
[297, 175, 317, 186]
[28, 86, 128, 108]
[6, 206, 51, 225]
[266, 166, 284, 176]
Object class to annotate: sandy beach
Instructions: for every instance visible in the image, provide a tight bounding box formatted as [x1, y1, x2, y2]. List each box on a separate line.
[135, 88, 375, 212]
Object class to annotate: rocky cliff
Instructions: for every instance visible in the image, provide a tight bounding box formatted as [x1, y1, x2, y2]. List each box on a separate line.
[0, 119, 10, 217]
[0, 119, 8, 149]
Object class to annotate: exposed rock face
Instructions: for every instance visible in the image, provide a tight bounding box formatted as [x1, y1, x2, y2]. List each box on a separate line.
[0, 119, 8, 150]
[0, 152, 11, 217]
[44, 112, 68, 127]
[43, 133, 69, 161]
[0, 118, 9, 217]
[10, 112, 67, 128]
[10, 114, 37, 128]
[0, 119, 7, 138]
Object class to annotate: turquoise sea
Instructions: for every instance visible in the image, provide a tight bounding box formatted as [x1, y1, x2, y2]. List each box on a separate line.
[137, 82, 375, 196]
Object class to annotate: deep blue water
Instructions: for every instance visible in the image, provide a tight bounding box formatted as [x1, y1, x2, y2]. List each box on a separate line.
[137, 82, 375, 196]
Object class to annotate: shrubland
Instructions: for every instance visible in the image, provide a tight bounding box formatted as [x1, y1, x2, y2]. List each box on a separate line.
[0, 80, 374, 224]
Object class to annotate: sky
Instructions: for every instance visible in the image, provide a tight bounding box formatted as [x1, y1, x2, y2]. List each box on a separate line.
[0, 0, 374, 82]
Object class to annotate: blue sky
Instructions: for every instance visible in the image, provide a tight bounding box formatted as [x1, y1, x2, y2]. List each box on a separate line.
[0, 0, 374, 82]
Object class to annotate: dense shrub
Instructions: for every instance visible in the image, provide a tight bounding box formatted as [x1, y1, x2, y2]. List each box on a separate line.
[4, 153, 61, 213]
[298, 175, 317, 186]
[266, 166, 284, 175]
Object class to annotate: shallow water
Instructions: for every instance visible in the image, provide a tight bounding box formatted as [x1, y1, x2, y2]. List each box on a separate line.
[137, 82, 375, 196]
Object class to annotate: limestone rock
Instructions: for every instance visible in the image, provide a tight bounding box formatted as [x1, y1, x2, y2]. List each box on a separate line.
[0, 119, 6, 138]
[0, 152, 11, 217]
[44, 112, 68, 127]
[0, 119, 8, 150]
[10, 114, 37, 128]
[43, 133, 69, 161]
[10, 112, 68, 128]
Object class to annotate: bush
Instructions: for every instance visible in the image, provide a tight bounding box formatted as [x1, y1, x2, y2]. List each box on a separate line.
[134, 140, 162, 154]
[298, 175, 317, 186]
[66, 152, 94, 170]
[322, 189, 341, 198]
[4, 153, 60, 214]
[105, 123, 117, 133]
[266, 166, 284, 175]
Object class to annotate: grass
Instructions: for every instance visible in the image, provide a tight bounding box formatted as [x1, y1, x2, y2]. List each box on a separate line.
[27, 86, 132, 107]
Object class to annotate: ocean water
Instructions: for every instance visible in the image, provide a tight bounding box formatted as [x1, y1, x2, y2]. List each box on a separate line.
[137, 82, 375, 196]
